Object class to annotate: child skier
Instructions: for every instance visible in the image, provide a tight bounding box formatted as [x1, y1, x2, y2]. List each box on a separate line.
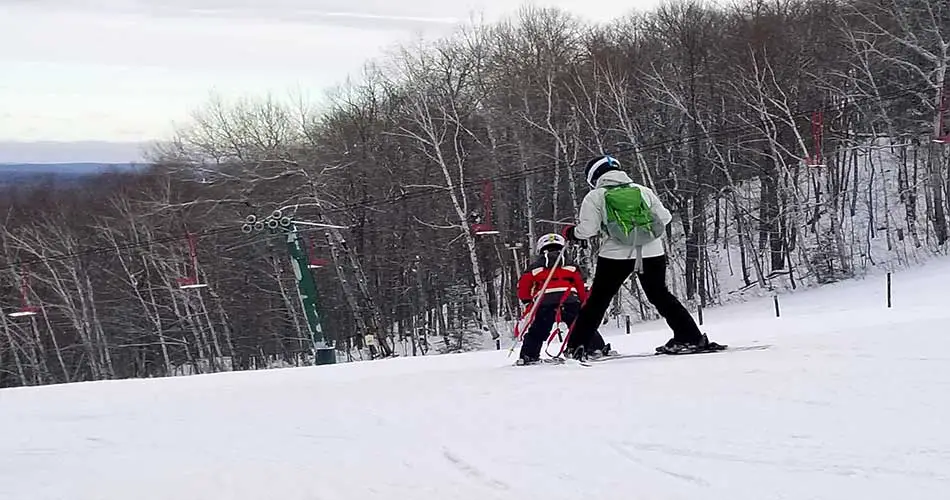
[515, 233, 609, 365]
[560, 155, 724, 360]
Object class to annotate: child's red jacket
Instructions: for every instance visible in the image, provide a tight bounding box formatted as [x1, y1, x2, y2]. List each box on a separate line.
[517, 254, 588, 306]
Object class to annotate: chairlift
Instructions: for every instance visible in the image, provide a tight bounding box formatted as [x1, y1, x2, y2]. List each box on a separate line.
[7, 265, 38, 318]
[176, 232, 208, 289]
[471, 180, 500, 236]
[933, 88, 950, 144]
[307, 236, 330, 269]
[806, 110, 826, 167]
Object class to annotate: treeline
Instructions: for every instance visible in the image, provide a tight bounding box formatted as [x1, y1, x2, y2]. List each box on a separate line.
[2, 0, 949, 388]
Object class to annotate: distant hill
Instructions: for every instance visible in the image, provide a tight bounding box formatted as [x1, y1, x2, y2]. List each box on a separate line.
[0, 141, 150, 164]
[0, 163, 146, 187]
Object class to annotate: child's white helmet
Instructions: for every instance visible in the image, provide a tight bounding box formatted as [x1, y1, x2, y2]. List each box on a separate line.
[536, 233, 566, 254]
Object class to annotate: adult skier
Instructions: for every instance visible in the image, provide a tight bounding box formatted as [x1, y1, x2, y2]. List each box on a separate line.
[560, 155, 724, 360]
[515, 233, 609, 364]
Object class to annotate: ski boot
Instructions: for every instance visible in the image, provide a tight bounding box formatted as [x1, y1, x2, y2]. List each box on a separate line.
[568, 345, 587, 361]
[588, 343, 618, 360]
[655, 334, 725, 355]
[515, 355, 541, 366]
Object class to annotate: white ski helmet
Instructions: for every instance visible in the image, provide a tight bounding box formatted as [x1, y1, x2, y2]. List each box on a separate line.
[584, 155, 621, 187]
[536, 233, 566, 254]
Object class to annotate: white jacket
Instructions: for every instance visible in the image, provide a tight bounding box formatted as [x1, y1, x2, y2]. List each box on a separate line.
[573, 170, 673, 260]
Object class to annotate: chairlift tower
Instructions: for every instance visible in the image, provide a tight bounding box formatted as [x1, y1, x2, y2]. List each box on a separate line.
[241, 208, 337, 365]
[504, 241, 524, 275]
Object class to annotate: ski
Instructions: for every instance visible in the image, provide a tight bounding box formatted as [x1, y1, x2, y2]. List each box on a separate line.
[582, 352, 655, 363]
[513, 357, 589, 367]
[581, 344, 770, 364]
[659, 344, 772, 355]
[513, 345, 770, 367]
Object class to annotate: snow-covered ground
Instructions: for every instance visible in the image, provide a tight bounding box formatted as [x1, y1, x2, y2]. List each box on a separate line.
[3, 257, 950, 500]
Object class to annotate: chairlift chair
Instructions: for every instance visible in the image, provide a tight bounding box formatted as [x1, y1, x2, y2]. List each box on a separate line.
[472, 180, 500, 236]
[8, 266, 39, 318]
[806, 110, 826, 167]
[933, 89, 950, 144]
[307, 236, 331, 269]
[177, 232, 208, 289]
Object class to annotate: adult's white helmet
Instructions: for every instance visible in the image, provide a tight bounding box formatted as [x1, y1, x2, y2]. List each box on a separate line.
[584, 155, 621, 187]
[536, 233, 566, 254]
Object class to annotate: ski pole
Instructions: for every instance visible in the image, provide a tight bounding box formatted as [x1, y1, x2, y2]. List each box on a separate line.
[511, 302, 535, 341]
[536, 219, 574, 226]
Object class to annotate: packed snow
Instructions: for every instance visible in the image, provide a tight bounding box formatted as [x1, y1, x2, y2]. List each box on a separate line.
[2, 257, 950, 500]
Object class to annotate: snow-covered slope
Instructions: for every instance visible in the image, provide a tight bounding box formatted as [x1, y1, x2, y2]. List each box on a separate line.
[3, 258, 950, 500]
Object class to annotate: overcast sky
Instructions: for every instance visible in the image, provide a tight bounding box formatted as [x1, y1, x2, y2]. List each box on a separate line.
[0, 0, 663, 162]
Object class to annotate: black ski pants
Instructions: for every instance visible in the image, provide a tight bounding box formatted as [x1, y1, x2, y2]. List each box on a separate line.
[520, 298, 580, 360]
[567, 255, 702, 351]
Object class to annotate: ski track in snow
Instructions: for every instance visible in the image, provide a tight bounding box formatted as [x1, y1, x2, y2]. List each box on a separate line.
[442, 447, 511, 491]
[3, 258, 950, 499]
[609, 442, 711, 487]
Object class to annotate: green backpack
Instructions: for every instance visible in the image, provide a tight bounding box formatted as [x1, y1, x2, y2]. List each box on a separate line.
[602, 184, 665, 269]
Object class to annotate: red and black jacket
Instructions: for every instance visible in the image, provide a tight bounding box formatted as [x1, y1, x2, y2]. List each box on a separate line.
[517, 253, 588, 307]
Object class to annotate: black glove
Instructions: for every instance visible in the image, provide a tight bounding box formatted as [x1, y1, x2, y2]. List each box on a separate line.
[561, 225, 588, 248]
[561, 224, 578, 241]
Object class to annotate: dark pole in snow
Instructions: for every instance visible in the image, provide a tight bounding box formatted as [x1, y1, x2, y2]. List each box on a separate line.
[886, 272, 892, 308]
